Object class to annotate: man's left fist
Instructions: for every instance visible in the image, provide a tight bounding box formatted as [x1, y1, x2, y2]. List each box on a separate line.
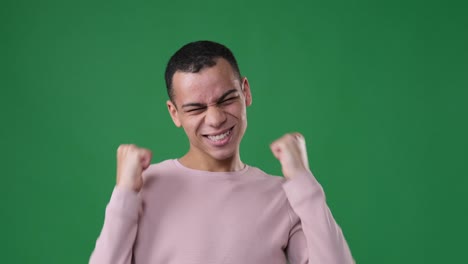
[270, 133, 310, 180]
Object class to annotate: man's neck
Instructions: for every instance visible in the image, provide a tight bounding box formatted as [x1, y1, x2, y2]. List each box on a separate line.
[178, 152, 244, 172]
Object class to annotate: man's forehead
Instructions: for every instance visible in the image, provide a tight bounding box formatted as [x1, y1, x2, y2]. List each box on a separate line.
[172, 71, 241, 104]
[177, 83, 240, 104]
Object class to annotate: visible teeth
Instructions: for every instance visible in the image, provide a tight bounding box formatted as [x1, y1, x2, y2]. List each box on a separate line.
[207, 129, 231, 141]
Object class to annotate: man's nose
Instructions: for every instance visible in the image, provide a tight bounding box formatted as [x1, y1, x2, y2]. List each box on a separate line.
[205, 106, 227, 128]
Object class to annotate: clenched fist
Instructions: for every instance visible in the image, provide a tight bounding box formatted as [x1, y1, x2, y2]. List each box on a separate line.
[270, 133, 310, 180]
[116, 144, 153, 192]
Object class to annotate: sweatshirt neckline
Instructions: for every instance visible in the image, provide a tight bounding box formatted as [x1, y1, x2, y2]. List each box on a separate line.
[172, 159, 250, 177]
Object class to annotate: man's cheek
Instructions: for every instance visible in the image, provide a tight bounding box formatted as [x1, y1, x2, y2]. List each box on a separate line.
[226, 104, 242, 116]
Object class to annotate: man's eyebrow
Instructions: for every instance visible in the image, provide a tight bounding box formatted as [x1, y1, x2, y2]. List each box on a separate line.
[181, 102, 205, 108]
[181, 89, 239, 108]
[217, 89, 238, 103]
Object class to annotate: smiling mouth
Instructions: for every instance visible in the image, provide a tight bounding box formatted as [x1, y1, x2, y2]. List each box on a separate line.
[203, 126, 234, 142]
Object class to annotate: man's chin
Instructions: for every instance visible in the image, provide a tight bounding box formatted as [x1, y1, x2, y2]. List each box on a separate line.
[207, 149, 237, 162]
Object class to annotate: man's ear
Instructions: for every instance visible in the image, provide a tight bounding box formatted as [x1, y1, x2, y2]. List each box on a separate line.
[242, 77, 252, 107]
[167, 100, 182, 127]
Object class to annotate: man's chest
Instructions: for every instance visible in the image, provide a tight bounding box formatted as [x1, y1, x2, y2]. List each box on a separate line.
[134, 184, 291, 263]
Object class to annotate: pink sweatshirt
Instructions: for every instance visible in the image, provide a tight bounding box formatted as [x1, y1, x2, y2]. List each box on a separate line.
[89, 159, 354, 264]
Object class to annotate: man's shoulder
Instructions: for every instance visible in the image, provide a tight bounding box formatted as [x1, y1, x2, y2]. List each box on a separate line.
[141, 159, 287, 186]
[246, 165, 286, 185]
[142, 159, 177, 179]
[242, 166, 290, 204]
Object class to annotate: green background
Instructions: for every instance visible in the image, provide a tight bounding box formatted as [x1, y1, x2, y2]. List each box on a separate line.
[2, 0, 467, 263]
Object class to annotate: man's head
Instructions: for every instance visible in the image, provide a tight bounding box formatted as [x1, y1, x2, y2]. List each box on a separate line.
[165, 41, 252, 167]
[165, 40, 242, 103]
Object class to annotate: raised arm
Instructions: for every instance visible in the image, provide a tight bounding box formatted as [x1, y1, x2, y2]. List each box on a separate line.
[271, 133, 354, 263]
[89, 144, 152, 264]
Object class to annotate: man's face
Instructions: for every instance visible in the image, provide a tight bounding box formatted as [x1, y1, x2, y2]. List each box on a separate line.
[167, 58, 252, 163]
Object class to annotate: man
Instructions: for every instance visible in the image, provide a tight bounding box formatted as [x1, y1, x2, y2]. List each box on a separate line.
[89, 40, 354, 264]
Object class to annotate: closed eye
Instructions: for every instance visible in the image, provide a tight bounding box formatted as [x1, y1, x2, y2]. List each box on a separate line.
[186, 107, 206, 113]
[219, 96, 238, 105]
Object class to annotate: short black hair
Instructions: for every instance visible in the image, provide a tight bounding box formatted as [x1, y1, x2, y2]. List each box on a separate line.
[164, 40, 241, 102]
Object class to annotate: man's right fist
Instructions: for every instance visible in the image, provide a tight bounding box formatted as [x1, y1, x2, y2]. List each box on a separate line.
[116, 144, 153, 192]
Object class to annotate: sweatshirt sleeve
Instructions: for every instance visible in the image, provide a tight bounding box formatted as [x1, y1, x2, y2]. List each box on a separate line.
[282, 172, 355, 264]
[89, 186, 141, 264]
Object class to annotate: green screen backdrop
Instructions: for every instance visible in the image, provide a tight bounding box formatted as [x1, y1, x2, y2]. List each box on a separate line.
[1, 0, 467, 263]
